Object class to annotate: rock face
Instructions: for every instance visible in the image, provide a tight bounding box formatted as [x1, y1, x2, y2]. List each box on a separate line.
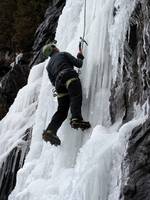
[31, 0, 66, 65]
[121, 120, 150, 200]
[0, 60, 11, 79]
[110, 1, 150, 124]
[109, 0, 150, 199]
[0, 52, 32, 120]
[0, 129, 32, 200]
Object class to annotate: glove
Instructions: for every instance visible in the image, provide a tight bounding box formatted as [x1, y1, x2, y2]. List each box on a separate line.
[77, 52, 84, 60]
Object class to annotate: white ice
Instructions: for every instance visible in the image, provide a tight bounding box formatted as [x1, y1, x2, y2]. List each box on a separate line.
[0, 0, 146, 200]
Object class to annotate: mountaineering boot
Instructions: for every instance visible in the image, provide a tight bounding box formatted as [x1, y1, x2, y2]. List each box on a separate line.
[42, 129, 61, 146]
[70, 118, 91, 131]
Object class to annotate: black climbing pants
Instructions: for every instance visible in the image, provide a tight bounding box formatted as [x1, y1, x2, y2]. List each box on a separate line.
[47, 69, 83, 132]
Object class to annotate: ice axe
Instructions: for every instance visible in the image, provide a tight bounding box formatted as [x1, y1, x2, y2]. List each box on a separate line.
[79, 37, 88, 51]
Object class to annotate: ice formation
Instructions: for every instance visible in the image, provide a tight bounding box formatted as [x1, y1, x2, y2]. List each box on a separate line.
[0, 0, 147, 199]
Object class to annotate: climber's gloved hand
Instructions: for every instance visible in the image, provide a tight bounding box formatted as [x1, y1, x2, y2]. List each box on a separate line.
[77, 51, 84, 60]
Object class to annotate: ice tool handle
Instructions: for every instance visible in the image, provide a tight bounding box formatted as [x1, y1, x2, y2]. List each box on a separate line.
[79, 37, 88, 51]
[79, 0, 88, 51]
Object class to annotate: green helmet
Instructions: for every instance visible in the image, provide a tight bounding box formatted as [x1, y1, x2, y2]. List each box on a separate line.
[42, 44, 55, 57]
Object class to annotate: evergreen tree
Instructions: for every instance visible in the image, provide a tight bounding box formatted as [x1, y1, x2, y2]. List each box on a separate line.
[13, 0, 49, 52]
[0, 0, 16, 51]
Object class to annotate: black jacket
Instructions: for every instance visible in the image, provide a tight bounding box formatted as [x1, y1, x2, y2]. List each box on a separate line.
[46, 52, 84, 86]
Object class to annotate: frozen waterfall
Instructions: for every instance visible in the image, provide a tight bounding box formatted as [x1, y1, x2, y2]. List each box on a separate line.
[0, 0, 147, 200]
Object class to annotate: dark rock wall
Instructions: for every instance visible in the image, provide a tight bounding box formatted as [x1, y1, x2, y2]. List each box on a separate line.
[110, 1, 150, 124]
[31, 0, 66, 65]
[0, 128, 32, 200]
[0, 53, 32, 119]
[121, 120, 150, 200]
[109, 1, 150, 199]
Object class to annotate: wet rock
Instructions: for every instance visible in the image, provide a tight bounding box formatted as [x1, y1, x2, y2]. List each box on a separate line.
[123, 183, 136, 198]
[110, 1, 150, 199]
[110, 0, 150, 123]
[31, 0, 66, 65]
[0, 52, 32, 114]
[121, 119, 150, 200]
[0, 128, 32, 200]
[0, 62, 11, 79]
[0, 50, 14, 78]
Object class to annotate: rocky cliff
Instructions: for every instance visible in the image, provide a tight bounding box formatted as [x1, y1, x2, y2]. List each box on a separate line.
[109, 0, 150, 199]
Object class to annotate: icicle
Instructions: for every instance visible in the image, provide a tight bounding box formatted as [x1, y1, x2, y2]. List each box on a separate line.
[109, 0, 137, 82]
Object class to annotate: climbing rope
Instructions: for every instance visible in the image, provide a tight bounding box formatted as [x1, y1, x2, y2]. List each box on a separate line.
[82, 0, 87, 48]
[78, 0, 88, 75]
[79, 0, 88, 51]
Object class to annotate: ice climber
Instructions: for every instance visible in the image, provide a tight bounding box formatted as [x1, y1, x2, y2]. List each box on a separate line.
[42, 42, 91, 146]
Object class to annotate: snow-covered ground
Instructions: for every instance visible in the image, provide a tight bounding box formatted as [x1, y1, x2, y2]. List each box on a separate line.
[0, 0, 147, 199]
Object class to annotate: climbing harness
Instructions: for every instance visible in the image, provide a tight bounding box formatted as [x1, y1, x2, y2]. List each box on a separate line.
[65, 77, 79, 89]
[57, 93, 68, 98]
[52, 77, 79, 98]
